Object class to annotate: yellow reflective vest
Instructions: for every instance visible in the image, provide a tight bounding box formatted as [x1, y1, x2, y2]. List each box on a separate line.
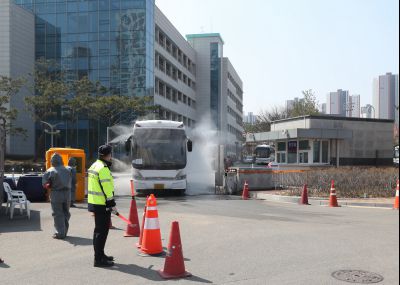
[87, 160, 114, 206]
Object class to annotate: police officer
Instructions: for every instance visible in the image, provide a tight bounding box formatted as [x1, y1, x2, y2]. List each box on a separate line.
[88, 144, 117, 267]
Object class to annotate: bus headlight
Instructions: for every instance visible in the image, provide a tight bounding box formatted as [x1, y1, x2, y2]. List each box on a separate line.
[175, 171, 186, 180]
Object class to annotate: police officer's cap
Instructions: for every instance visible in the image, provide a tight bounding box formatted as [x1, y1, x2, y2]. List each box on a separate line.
[98, 144, 112, 156]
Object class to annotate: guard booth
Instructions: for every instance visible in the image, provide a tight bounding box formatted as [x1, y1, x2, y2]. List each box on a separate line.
[45, 148, 86, 202]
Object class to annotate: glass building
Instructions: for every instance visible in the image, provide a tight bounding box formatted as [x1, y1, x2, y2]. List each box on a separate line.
[14, 0, 155, 159]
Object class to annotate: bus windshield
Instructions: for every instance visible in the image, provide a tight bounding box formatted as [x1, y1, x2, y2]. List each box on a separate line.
[255, 146, 273, 158]
[131, 128, 187, 170]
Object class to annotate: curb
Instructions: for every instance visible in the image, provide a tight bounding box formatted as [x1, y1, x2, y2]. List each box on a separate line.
[250, 192, 394, 209]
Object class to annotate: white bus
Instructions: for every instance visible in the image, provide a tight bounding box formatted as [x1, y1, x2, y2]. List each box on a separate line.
[125, 120, 192, 195]
[254, 144, 275, 165]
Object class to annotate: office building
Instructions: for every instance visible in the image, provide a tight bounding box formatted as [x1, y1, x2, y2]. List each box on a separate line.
[285, 97, 304, 114]
[244, 112, 257, 125]
[326, 89, 348, 117]
[186, 34, 243, 157]
[347, 95, 360, 118]
[8, 0, 243, 158]
[0, 0, 35, 157]
[373, 72, 399, 126]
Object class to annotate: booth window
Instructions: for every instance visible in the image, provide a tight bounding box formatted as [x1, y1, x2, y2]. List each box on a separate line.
[71, 157, 83, 173]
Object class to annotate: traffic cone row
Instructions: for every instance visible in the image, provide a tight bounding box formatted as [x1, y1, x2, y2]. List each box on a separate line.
[133, 192, 190, 279]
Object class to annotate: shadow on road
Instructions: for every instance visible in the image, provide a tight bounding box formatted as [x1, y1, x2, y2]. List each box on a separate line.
[0, 261, 10, 268]
[0, 208, 42, 233]
[64, 236, 93, 247]
[108, 263, 213, 283]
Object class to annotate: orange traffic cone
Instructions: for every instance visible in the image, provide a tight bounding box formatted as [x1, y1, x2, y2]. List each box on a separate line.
[300, 184, 310, 205]
[138, 194, 163, 256]
[124, 180, 140, 237]
[242, 181, 250, 200]
[329, 180, 339, 207]
[393, 179, 399, 210]
[158, 221, 191, 279]
[136, 197, 148, 248]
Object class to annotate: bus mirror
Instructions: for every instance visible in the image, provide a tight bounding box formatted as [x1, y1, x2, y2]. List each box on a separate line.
[124, 136, 132, 155]
[187, 140, 193, 152]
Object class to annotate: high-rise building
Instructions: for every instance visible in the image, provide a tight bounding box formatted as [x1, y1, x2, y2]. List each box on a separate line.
[319, 103, 327, 114]
[326, 89, 349, 116]
[0, 0, 35, 157]
[244, 112, 257, 125]
[186, 34, 243, 157]
[285, 97, 304, 114]
[373, 72, 399, 125]
[7, 1, 243, 158]
[347, 95, 361, 118]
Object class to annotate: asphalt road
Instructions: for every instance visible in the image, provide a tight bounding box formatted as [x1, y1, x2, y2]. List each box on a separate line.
[1, 178, 399, 284]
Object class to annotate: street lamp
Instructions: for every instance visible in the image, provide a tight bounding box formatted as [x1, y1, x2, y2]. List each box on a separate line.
[41, 121, 61, 148]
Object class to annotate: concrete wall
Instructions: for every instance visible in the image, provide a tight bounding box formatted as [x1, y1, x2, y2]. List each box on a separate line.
[0, 1, 35, 157]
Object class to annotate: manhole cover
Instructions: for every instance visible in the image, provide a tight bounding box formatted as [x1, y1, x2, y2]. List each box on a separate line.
[332, 270, 384, 284]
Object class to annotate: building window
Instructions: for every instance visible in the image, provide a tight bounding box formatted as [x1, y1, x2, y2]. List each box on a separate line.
[299, 140, 310, 150]
[299, 152, 309, 163]
[277, 153, 286, 163]
[277, 142, 286, 163]
[313, 141, 320, 163]
[322, 141, 329, 163]
[288, 141, 297, 164]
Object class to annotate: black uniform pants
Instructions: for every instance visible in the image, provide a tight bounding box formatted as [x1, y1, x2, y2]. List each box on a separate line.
[93, 210, 111, 261]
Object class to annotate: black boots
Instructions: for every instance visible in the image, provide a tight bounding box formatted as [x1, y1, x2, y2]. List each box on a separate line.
[94, 256, 114, 267]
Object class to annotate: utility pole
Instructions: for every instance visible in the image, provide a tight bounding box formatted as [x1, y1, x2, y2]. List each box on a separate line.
[41, 121, 61, 148]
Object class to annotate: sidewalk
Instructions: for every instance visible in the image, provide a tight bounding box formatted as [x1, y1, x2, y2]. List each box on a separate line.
[250, 191, 395, 209]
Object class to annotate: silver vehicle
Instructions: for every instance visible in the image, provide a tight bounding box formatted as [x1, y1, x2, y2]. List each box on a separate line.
[242, 155, 254, 164]
[254, 144, 275, 165]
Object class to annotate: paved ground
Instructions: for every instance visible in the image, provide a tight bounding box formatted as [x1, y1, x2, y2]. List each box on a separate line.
[1, 185, 399, 285]
[251, 191, 395, 208]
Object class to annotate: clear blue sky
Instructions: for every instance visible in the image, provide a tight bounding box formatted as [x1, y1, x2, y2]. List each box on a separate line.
[156, 0, 399, 114]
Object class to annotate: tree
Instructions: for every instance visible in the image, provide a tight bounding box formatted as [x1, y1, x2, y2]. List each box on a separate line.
[0, 75, 26, 205]
[25, 58, 69, 122]
[244, 106, 288, 134]
[289, 89, 320, 117]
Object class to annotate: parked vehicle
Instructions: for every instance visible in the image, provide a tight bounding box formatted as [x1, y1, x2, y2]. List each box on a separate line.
[242, 155, 254, 164]
[125, 120, 193, 195]
[394, 145, 399, 167]
[254, 145, 275, 165]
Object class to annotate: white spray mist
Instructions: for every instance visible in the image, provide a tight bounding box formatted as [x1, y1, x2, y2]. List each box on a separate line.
[186, 116, 218, 195]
